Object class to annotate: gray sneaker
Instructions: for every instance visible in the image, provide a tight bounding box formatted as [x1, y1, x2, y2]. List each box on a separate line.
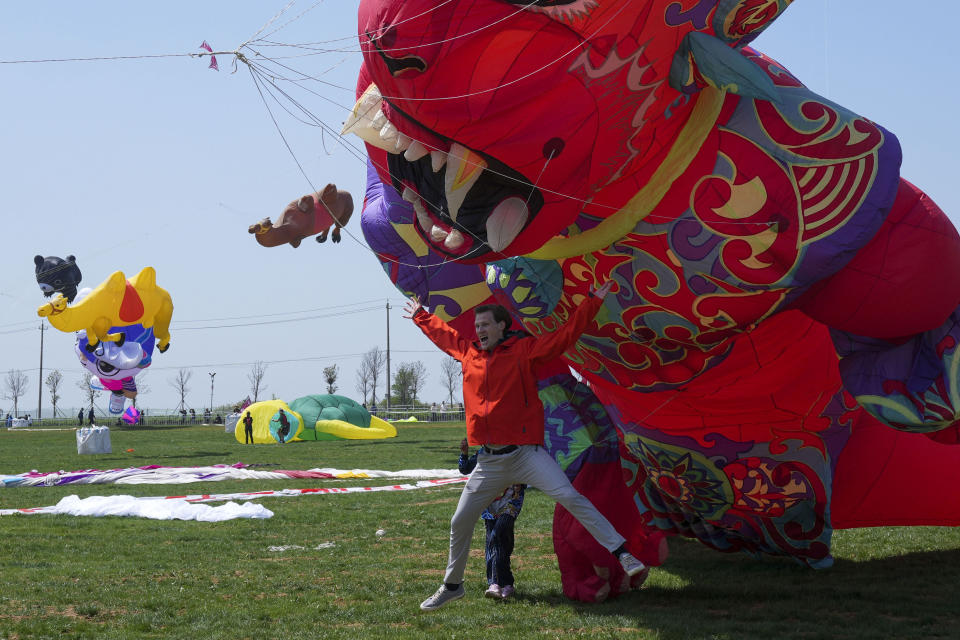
[420, 584, 465, 611]
[618, 552, 646, 577]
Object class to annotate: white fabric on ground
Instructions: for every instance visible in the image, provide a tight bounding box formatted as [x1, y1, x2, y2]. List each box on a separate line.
[0, 478, 467, 518]
[44, 494, 273, 520]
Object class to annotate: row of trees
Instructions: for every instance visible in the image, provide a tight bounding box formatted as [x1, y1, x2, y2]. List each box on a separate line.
[3, 350, 462, 417]
[2, 368, 101, 417]
[350, 346, 462, 406]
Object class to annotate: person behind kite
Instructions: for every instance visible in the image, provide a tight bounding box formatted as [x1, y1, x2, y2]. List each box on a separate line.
[458, 438, 525, 600]
[277, 410, 290, 444]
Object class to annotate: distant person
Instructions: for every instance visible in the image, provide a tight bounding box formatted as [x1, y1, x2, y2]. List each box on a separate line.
[87, 407, 94, 426]
[5, 414, 11, 428]
[77, 409, 84, 426]
[243, 411, 254, 444]
[189, 408, 196, 424]
[277, 409, 290, 444]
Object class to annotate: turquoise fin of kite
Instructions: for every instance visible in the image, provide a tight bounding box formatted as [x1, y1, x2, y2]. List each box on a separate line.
[669, 31, 779, 103]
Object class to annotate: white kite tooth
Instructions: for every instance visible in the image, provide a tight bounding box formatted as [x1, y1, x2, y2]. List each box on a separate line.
[443, 229, 465, 250]
[340, 83, 382, 136]
[404, 140, 429, 162]
[401, 187, 418, 203]
[340, 85, 397, 152]
[485, 197, 529, 252]
[413, 198, 432, 231]
[444, 143, 487, 223]
[394, 132, 412, 153]
[430, 224, 448, 242]
[430, 149, 447, 172]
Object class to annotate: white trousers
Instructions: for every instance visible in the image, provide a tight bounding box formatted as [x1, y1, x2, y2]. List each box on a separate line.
[443, 444, 626, 585]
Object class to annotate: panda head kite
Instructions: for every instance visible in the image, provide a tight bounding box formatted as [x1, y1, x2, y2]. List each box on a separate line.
[34, 255, 83, 303]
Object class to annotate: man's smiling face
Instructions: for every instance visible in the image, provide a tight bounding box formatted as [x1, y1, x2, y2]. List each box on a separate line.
[475, 311, 505, 351]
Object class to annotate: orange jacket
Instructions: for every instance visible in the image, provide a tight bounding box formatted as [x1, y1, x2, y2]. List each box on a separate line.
[413, 295, 604, 446]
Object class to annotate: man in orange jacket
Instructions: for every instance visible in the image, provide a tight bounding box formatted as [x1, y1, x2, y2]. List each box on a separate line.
[406, 281, 645, 611]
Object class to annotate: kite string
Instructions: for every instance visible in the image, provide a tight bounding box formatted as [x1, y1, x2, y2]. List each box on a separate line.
[238, 0, 298, 51]
[243, 58, 755, 353]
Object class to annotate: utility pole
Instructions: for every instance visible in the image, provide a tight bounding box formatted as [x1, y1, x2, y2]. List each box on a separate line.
[209, 372, 216, 412]
[37, 323, 46, 420]
[386, 301, 391, 412]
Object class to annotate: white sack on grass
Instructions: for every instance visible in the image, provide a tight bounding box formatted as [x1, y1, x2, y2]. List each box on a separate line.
[76, 426, 111, 454]
[51, 495, 273, 521]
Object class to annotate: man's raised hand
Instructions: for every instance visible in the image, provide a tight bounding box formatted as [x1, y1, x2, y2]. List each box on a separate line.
[403, 295, 423, 319]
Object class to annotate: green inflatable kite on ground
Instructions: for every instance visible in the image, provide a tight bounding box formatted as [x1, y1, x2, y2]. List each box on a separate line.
[234, 394, 397, 444]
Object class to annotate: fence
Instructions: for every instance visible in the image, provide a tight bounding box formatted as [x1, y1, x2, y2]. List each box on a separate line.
[370, 405, 465, 423]
[3, 404, 465, 428]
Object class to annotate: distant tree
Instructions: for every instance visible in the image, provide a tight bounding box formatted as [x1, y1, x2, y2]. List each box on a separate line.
[440, 356, 461, 406]
[392, 361, 427, 405]
[391, 364, 414, 406]
[169, 369, 192, 412]
[134, 372, 150, 405]
[323, 364, 339, 394]
[361, 346, 385, 404]
[3, 369, 29, 417]
[354, 367, 370, 404]
[408, 361, 427, 404]
[76, 371, 101, 410]
[137, 371, 153, 396]
[248, 361, 268, 402]
[45, 369, 63, 417]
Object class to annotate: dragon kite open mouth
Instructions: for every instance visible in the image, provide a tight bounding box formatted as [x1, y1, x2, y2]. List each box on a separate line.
[342, 84, 544, 260]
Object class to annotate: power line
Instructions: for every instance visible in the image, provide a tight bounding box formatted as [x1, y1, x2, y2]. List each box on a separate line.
[175, 304, 383, 331]
[8, 349, 438, 377]
[176, 298, 402, 323]
[0, 52, 198, 64]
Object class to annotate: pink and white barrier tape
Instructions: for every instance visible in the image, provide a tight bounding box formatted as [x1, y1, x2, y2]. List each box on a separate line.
[1, 464, 463, 488]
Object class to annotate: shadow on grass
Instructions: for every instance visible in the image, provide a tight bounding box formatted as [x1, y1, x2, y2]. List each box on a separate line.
[545, 543, 960, 638]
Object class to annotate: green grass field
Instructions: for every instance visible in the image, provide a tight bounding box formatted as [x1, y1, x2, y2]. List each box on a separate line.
[1, 423, 959, 639]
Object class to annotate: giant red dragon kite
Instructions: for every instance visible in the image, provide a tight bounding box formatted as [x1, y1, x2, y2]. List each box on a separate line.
[334, 0, 960, 601]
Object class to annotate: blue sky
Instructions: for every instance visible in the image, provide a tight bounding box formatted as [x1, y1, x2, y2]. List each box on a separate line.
[1, 1, 958, 416]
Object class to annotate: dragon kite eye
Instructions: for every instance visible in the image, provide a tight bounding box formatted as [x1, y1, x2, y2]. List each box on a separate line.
[368, 24, 427, 77]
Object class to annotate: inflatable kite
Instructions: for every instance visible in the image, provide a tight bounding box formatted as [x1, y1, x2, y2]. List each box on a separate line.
[75, 321, 156, 414]
[38, 266, 173, 352]
[36, 264, 172, 415]
[334, 0, 960, 602]
[248, 183, 355, 247]
[34, 255, 83, 303]
[235, 395, 397, 444]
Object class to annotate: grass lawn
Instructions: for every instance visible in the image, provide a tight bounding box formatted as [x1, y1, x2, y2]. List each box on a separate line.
[1, 423, 959, 639]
